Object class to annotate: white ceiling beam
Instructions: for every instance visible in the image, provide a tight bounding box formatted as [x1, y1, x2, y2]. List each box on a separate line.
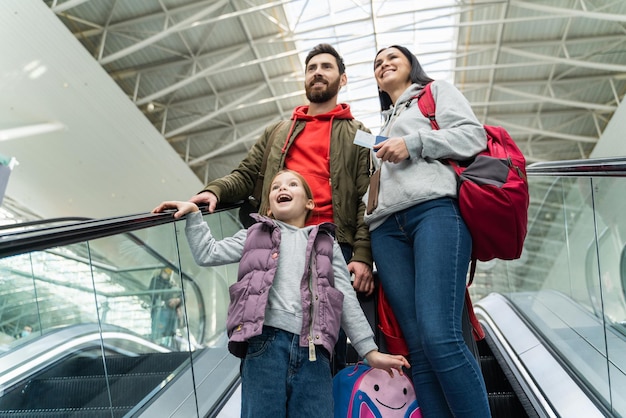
[110, 47, 241, 80]
[162, 72, 300, 108]
[109, 34, 288, 79]
[99, 0, 229, 65]
[492, 86, 616, 112]
[187, 124, 271, 167]
[74, 0, 223, 38]
[98, 0, 296, 66]
[511, 0, 626, 23]
[233, 3, 285, 117]
[135, 46, 248, 106]
[50, 0, 93, 13]
[476, 1, 509, 120]
[500, 47, 626, 73]
[165, 84, 267, 138]
[489, 120, 598, 143]
[136, 48, 299, 105]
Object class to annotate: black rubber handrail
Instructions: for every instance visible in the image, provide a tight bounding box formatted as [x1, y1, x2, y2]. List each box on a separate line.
[0, 202, 241, 259]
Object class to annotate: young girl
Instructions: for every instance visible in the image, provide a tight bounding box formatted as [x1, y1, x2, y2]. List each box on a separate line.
[152, 169, 409, 417]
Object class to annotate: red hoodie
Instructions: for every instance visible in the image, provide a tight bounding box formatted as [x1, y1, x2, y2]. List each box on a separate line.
[283, 103, 354, 226]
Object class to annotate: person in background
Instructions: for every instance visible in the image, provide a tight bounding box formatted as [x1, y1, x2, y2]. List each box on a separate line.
[153, 169, 409, 417]
[149, 267, 181, 348]
[17, 325, 32, 339]
[189, 43, 374, 372]
[364, 45, 491, 417]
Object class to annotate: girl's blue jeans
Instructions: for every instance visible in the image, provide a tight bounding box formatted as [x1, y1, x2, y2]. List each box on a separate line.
[371, 197, 491, 418]
[241, 326, 333, 417]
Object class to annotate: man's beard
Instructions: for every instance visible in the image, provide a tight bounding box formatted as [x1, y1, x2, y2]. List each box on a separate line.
[306, 77, 341, 103]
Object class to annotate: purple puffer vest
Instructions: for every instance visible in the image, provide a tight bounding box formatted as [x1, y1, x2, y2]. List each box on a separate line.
[226, 215, 344, 358]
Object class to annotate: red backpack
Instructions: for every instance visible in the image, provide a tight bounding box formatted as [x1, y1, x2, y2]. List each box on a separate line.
[417, 82, 529, 267]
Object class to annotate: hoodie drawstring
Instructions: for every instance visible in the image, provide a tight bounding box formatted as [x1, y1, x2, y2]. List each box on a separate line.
[281, 119, 298, 154]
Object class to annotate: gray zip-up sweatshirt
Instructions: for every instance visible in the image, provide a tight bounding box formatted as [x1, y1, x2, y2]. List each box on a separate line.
[184, 211, 377, 358]
[363, 80, 487, 230]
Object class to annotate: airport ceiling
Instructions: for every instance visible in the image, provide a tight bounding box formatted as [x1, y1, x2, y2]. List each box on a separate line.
[44, 0, 626, 185]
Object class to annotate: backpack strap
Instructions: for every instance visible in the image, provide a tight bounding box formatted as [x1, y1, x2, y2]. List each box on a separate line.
[415, 82, 478, 285]
[415, 83, 462, 175]
[415, 82, 439, 130]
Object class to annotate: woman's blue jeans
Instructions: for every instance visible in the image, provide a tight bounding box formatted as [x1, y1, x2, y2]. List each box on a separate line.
[371, 198, 490, 418]
[241, 326, 333, 417]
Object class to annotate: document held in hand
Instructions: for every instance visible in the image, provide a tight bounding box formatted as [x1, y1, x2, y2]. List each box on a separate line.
[353, 129, 387, 149]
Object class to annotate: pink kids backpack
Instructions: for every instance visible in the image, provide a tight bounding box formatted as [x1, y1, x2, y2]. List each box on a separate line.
[333, 363, 422, 418]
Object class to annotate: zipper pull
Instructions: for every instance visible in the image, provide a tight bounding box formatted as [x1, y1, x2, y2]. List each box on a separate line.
[308, 337, 316, 361]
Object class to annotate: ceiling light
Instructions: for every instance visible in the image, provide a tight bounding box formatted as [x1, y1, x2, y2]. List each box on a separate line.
[0, 122, 65, 142]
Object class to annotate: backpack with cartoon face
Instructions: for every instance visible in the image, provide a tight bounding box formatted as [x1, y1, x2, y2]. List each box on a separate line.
[333, 363, 422, 418]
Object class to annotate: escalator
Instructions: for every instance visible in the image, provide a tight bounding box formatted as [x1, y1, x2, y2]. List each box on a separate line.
[1, 157, 626, 417]
[0, 206, 242, 417]
[1, 353, 190, 417]
[474, 291, 622, 418]
[0, 324, 185, 417]
[0, 324, 236, 417]
[478, 335, 529, 417]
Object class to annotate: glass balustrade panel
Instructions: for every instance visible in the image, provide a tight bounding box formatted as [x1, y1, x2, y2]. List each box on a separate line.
[481, 175, 625, 414]
[589, 177, 626, 415]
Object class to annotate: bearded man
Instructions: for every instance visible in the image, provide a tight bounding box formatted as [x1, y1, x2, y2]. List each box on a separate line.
[189, 44, 374, 372]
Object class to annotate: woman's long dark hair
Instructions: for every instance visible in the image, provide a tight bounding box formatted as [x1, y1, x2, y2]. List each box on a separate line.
[375, 45, 434, 111]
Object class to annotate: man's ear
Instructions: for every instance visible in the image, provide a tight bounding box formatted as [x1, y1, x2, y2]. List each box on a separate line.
[340, 73, 347, 88]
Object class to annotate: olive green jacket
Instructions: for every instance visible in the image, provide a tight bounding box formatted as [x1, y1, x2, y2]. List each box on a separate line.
[202, 118, 372, 266]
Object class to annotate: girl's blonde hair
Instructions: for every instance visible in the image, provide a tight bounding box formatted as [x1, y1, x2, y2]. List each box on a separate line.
[267, 169, 315, 221]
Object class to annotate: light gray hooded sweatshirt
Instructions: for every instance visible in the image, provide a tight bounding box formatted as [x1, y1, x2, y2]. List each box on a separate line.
[184, 211, 378, 358]
[363, 80, 487, 230]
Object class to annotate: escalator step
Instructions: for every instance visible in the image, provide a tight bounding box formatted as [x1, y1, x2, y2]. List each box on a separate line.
[0, 406, 130, 417]
[488, 391, 528, 418]
[39, 351, 190, 378]
[480, 355, 514, 393]
[22, 373, 168, 409]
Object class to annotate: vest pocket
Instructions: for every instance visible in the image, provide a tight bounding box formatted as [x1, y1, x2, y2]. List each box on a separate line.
[226, 280, 249, 338]
[320, 286, 344, 341]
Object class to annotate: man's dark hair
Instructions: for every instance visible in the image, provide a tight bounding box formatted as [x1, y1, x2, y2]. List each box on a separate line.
[305, 43, 346, 74]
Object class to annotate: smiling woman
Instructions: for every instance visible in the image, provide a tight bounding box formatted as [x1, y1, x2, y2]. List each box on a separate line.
[365, 45, 492, 418]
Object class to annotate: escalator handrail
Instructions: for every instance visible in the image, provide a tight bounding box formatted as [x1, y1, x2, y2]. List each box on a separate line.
[0, 216, 93, 232]
[0, 202, 242, 259]
[527, 156, 626, 177]
[0, 212, 169, 239]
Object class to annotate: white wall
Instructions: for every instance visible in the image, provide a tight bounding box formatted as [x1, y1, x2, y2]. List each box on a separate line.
[590, 97, 626, 158]
[0, 0, 202, 220]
